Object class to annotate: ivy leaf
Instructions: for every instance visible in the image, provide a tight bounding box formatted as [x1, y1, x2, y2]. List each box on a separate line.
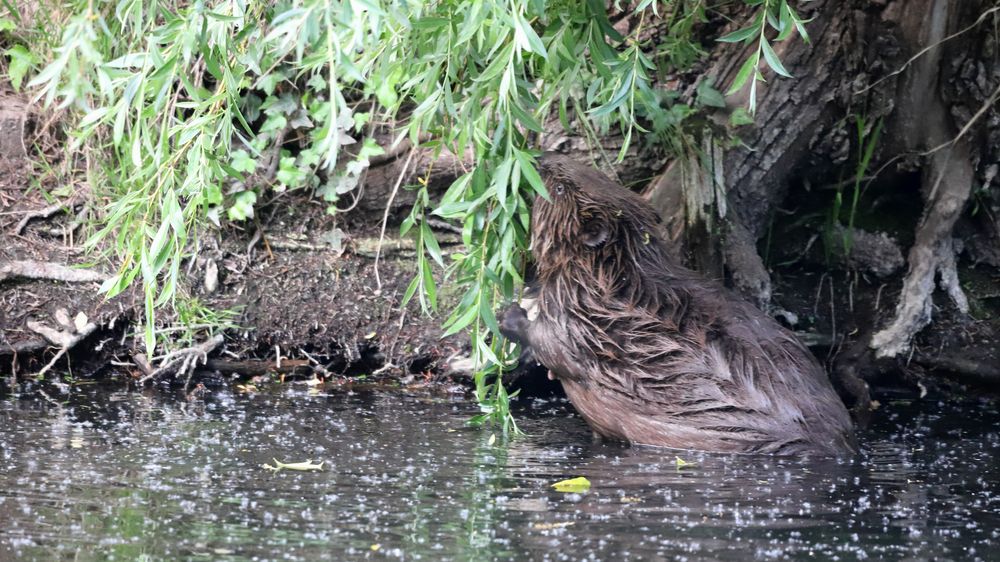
[227, 191, 257, 221]
[230, 149, 257, 173]
[6, 45, 36, 91]
[696, 79, 726, 108]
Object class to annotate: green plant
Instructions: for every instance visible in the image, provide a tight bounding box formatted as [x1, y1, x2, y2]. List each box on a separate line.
[719, 0, 811, 113]
[825, 115, 883, 260]
[28, 0, 807, 431]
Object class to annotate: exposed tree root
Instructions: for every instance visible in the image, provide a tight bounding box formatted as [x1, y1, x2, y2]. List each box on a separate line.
[25, 317, 99, 379]
[0, 260, 108, 284]
[871, 144, 974, 358]
[916, 353, 1000, 386]
[14, 197, 84, 234]
[138, 334, 225, 388]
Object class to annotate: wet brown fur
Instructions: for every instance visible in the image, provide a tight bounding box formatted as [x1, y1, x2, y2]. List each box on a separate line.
[502, 153, 856, 455]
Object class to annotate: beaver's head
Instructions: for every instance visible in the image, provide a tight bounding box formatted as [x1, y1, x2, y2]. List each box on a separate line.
[531, 153, 662, 282]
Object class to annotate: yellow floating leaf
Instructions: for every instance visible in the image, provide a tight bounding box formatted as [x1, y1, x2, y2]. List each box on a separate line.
[488, 433, 496, 446]
[370, 544, 381, 551]
[675, 456, 696, 469]
[551, 476, 591, 493]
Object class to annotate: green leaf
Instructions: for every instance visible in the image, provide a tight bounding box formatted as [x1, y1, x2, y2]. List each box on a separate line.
[421, 259, 437, 310]
[716, 26, 757, 44]
[401, 274, 421, 307]
[231, 149, 257, 173]
[6, 45, 35, 91]
[696, 79, 726, 108]
[514, 149, 549, 200]
[228, 191, 257, 221]
[776, 0, 795, 41]
[729, 107, 755, 127]
[422, 222, 444, 267]
[442, 301, 478, 337]
[726, 55, 757, 96]
[675, 456, 697, 469]
[552, 477, 591, 493]
[760, 40, 792, 78]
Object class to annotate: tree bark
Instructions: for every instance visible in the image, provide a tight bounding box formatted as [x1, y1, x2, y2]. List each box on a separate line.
[643, 0, 1000, 392]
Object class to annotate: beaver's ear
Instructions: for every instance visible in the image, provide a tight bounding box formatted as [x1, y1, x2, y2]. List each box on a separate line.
[581, 219, 610, 247]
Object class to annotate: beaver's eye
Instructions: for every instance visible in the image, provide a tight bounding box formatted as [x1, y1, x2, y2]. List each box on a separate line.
[555, 184, 565, 195]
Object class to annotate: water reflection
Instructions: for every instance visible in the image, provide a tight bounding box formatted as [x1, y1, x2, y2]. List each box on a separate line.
[0, 385, 997, 561]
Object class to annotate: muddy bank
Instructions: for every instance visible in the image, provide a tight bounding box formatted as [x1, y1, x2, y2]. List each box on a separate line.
[0, 146, 469, 383]
[4, 140, 1000, 400]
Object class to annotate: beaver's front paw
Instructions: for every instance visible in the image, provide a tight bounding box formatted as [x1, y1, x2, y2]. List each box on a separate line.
[499, 304, 530, 345]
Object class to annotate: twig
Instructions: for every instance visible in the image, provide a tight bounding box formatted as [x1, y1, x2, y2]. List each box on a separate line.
[0, 261, 108, 284]
[374, 149, 416, 291]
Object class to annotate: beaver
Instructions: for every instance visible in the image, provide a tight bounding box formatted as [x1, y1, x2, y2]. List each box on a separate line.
[500, 153, 856, 456]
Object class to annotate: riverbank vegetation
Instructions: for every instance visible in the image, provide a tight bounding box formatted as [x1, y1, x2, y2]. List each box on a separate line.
[3, 1, 999, 424]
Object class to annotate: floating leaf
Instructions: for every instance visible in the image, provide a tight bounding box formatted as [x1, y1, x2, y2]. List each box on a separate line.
[532, 521, 575, 530]
[675, 456, 696, 469]
[262, 458, 325, 472]
[551, 477, 591, 493]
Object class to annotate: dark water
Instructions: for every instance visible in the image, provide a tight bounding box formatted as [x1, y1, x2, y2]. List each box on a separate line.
[1, 383, 998, 561]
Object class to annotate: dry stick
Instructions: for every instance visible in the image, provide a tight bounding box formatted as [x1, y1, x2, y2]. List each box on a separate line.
[0, 261, 108, 283]
[373, 149, 416, 291]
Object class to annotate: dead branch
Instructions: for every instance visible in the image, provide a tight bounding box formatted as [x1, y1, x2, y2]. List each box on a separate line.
[0, 261, 108, 284]
[204, 358, 311, 376]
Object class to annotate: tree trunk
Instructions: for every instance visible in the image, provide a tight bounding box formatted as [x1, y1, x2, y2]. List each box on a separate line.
[644, 0, 1000, 397]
